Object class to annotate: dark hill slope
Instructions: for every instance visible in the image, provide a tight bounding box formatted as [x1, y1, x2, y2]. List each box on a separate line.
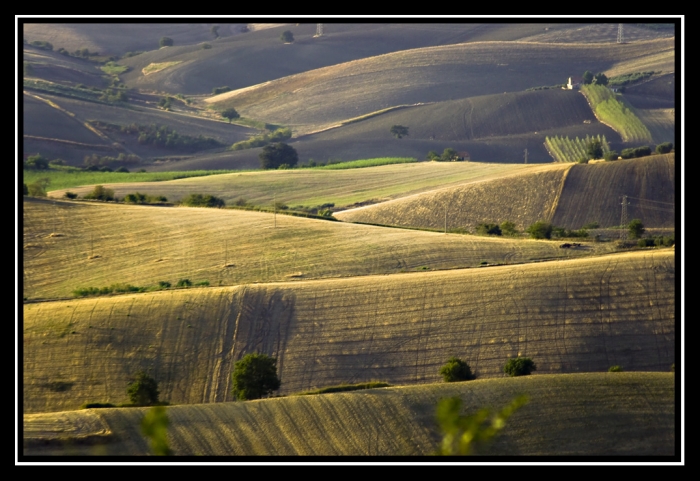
[551, 153, 675, 229]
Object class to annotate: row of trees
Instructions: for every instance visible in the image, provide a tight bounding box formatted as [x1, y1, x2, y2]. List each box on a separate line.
[440, 356, 536, 382]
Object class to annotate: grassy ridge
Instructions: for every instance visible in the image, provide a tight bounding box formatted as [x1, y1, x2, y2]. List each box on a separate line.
[23, 250, 674, 413]
[23, 169, 240, 192]
[581, 84, 653, 143]
[316, 157, 416, 169]
[45, 162, 531, 207]
[23, 373, 674, 456]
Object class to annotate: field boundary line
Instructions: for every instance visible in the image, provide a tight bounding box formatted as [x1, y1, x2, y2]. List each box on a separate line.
[546, 163, 574, 222]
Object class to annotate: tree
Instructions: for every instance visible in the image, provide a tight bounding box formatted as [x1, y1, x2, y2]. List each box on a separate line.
[159, 37, 174, 47]
[259, 142, 298, 169]
[582, 70, 594, 85]
[390, 125, 409, 139]
[441, 148, 458, 162]
[503, 357, 536, 377]
[221, 107, 240, 122]
[25, 154, 49, 170]
[127, 371, 160, 406]
[84, 185, 115, 201]
[593, 73, 608, 86]
[526, 221, 553, 239]
[476, 223, 502, 236]
[231, 353, 281, 400]
[23, 183, 28, 196]
[280, 30, 294, 43]
[27, 178, 50, 197]
[586, 138, 603, 159]
[656, 142, 673, 154]
[426, 151, 440, 161]
[440, 357, 474, 382]
[211, 25, 220, 39]
[628, 219, 645, 239]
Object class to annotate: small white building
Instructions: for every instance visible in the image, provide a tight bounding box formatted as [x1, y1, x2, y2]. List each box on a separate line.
[567, 76, 584, 90]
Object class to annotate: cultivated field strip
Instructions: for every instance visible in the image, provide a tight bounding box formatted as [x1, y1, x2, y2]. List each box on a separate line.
[46, 161, 531, 207]
[551, 154, 675, 229]
[24, 192, 623, 300]
[23, 372, 674, 456]
[633, 108, 675, 144]
[23, 250, 674, 413]
[335, 163, 571, 230]
[337, 154, 675, 230]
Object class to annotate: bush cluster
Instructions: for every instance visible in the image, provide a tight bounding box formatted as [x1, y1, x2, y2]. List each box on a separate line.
[503, 357, 536, 377]
[180, 193, 225, 208]
[232, 353, 281, 400]
[83, 185, 115, 201]
[440, 357, 474, 382]
[637, 235, 675, 248]
[620, 145, 652, 159]
[231, 128, 292, 151]
[124, 192, 168, 204]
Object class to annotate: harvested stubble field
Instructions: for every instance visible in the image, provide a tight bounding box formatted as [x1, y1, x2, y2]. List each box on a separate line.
[47, 161, 532, 207]
[23, 192, 624, 300]
[208, 39, 674, 134]
[551, 154, 675, 229]
[632, 108, 675, 144]
[22, 372, 674, 456]
[23, 249, 674, 413]
[336, 154, 675, 230]
[23, 93, 108, 146]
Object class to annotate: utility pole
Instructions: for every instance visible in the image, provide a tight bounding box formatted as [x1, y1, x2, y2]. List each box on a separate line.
[617, 24, 624, 44]
[620, 195, 630, 239]
[90, 233, 94, 257]
[315, 24, 323, 37]
[274, 193, 277, 229]
[225, 239, 228, 266]
[524, 148, 528, 164]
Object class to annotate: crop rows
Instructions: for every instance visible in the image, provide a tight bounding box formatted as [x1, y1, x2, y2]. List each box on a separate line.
[545, 134, 610, 162]
[581, 85, 653, 143]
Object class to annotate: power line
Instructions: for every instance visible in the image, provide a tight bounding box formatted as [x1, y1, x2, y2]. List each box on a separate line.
[624, 196, 675, 206]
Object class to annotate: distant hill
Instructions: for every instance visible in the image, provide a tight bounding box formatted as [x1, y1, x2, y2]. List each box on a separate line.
[23, 372, 675, 456]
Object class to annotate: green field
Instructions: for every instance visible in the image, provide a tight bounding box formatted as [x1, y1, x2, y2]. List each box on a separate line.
[581, 84, 653, 143]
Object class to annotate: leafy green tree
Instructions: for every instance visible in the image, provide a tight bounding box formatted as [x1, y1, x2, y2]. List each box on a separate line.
[127, 371, 160, 406]
[604, 150, 619, 161]
[440, 357, 474, 382]
[141, 406, 172, 455]
[23, 183, 28, 196]
[628, 219, 645, 239]
[390, 125, 409, 139]
[159, 37, 174, 47]
[221, 107, 240, 122]
[180, 193, 225, 208]
[25, 154, 49, 170]
[158, 97, 172, 110]
[476, 223, 502, 236]
[441, 148, 458, 162]
[435, 395, 528, 455]
[526, 221, 553, 239]
[582, 70, 594, 85]
[231, 353, 281, 400]
[280, 30, 294, 43]
[259, 142, 298, 169]
[593, 73, 609, 86]
[27, 178, 50, 197]
[427, 151, 440, 161]
[586, 138, 603, 159]
[503, 357, 536, 377]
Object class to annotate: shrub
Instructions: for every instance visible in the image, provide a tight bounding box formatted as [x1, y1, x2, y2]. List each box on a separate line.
[231, 353, 281, 400]
[180, 193, 225, 208]
[159, 37, 174, 47]
[212, 86, 231, 95]
[526, 221, 553, 239]
[176, 279, 192, 287]
[503, 357, 536, 377]
[81, 403, 116, 409]
[440, 357, 474, 382]
[25, 154, 49, 170]
[127, 371, 160, 406]
[608, 365, 623, 372]
[476, 223, 502, 236]
[64, 191, 78, 199]
[390, 125, 409, 139]
[158, 281, 171, 288]
[23, 183, 28, 196]
[656, 142, 673, 154]
[604, 150, 619, 161]
[83, 185, 115, 201]
[27, 180, 49, 197]
[221, 107, 240, 122]
[582, 221, 600, 229]
[280, 30, 294, 43]
[500, 221, 518, 236]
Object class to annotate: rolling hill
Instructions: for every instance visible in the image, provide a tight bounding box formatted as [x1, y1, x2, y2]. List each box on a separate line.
[335, 153, 675, 230]
[23, 372, 675, 456]
[23, 249, 674, 413]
